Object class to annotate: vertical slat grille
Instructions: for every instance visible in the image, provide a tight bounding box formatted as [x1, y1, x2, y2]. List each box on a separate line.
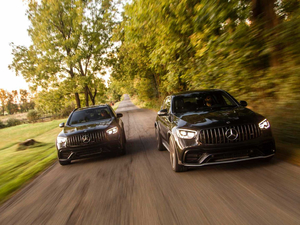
[67, 131, 106, 147]
[199, 124, 261, 145]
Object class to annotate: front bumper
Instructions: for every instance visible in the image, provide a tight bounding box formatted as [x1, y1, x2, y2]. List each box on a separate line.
[176, 137, 276, 167]
[57, 141, 122, 161]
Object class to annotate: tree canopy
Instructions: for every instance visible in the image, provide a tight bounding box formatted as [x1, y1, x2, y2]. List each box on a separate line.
[10, 0, 117, 108]
[111, 0, 300, 108]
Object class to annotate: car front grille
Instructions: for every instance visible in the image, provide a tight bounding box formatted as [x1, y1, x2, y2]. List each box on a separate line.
[67, 131, 106, 147]
[199, 124, 261, 145]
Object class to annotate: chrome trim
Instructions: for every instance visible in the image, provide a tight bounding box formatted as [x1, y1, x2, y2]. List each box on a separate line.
[162, 141, 170, 152]
[198, 153, 212, 164]
[180, 154, 275, 167]
[199, 124, 261, 145]
[67, 152, 75, 160]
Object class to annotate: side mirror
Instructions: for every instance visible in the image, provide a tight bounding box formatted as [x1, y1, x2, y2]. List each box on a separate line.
[59, 122, 65, 128]
[117, 113, 123, 118]
[158, 109, 168, 116]
[240, 101, 247, 107]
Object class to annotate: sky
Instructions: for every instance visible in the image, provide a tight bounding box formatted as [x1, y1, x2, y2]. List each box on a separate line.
[0, 0, 121, 92]
[0, 0, 31, 92]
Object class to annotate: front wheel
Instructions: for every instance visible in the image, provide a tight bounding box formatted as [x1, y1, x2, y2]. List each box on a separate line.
[123, 128, 127, 143]
[156, 126, 165, 151]
[120, 130, 126, 155]
[169, 136, 187, 172]
[59, 160, 71, 166]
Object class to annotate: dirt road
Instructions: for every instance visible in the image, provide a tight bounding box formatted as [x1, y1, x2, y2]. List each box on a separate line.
[1, 95, 300, 225]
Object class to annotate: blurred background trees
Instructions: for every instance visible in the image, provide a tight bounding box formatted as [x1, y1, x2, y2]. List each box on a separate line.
[0, 89, 34, 116]
[110, 0, 300, 142]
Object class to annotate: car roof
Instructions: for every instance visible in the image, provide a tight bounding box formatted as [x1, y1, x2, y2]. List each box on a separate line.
[171, 89, 225, 97]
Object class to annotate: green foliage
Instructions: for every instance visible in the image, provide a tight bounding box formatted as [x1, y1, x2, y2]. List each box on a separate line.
[107, 78, 122, 101]
[27, 110, 40, 122]
[0, 120, 5, 129]
[59, 103, 75, 118]
[94, 78, 108, 104]
[0, 89, 7, 116]
[10, 0, 117, 108]
[110, 0, 300, 144]
[5, 93, 19, 115]
[6, 118, 22, 127]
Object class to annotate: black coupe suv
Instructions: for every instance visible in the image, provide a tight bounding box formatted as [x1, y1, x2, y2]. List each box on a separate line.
[155, 89, 275, 172]
[56, 104, 126, 165]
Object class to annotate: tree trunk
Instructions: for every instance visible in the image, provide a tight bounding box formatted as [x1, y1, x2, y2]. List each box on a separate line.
[85, 85, 89, 107]
[252, 0, 279, 67]
[75, 93, 81, 108]
[88, 87, 97, 105]
[152, 72, 160, 98]
[69, 67, 81, 108]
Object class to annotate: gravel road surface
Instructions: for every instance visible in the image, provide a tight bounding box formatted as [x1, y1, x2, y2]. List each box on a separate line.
[1, 95, 300, 225]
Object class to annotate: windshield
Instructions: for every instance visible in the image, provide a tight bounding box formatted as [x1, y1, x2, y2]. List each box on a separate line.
[68, 107, 112, 126]
[172, 91, 238, 114]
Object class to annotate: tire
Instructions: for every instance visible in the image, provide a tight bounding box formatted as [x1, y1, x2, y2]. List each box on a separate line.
[169, 136, 187, 172]
[120, 131, 126, 155]
[123, 128, 127, 143]
[59, 160, 71, 166]
[155, 126, 165, 151]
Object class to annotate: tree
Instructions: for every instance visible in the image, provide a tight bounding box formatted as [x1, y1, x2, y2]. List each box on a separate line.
[112, 0, 300, 107]
[0, 89, 8, 116]
[19, 89, 29, 112]
[10, 0, 117, 108]
[6, 93, 19, 115]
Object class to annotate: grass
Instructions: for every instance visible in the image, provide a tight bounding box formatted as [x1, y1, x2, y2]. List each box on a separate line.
[0, 118, 66, 203]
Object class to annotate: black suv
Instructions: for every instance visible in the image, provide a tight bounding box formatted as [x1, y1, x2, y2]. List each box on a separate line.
[56, 104, 126, 165]
[155, 90, 275, 172]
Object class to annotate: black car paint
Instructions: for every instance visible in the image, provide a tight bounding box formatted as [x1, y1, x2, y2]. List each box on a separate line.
[56, 105, 126, 165]
[155, 89, 275, 170]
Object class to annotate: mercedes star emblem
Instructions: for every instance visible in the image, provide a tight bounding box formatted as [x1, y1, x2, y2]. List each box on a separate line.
[225, 128, 238, 141]
[82, 135, 90, 143]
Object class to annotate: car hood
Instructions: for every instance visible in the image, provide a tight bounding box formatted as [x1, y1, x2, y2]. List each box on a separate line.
[61, 119, 113, 135]
[175, 107, 264, 129]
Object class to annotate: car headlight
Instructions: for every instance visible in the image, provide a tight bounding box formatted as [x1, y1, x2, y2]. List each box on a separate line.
[176, 129, 197, 139]
[106, 126, 118, 135]
[57, 137, 67, 149]
[259, 119, 270, 130]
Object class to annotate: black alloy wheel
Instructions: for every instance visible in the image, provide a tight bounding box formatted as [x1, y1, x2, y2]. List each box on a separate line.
[156, 126, 165, 151]
[169, 136, 187, 172]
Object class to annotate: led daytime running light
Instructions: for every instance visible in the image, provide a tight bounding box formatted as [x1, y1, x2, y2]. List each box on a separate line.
[259, 119, 270, 130]
[106, 126, 118, 135]
[176, 129, 197, 139]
